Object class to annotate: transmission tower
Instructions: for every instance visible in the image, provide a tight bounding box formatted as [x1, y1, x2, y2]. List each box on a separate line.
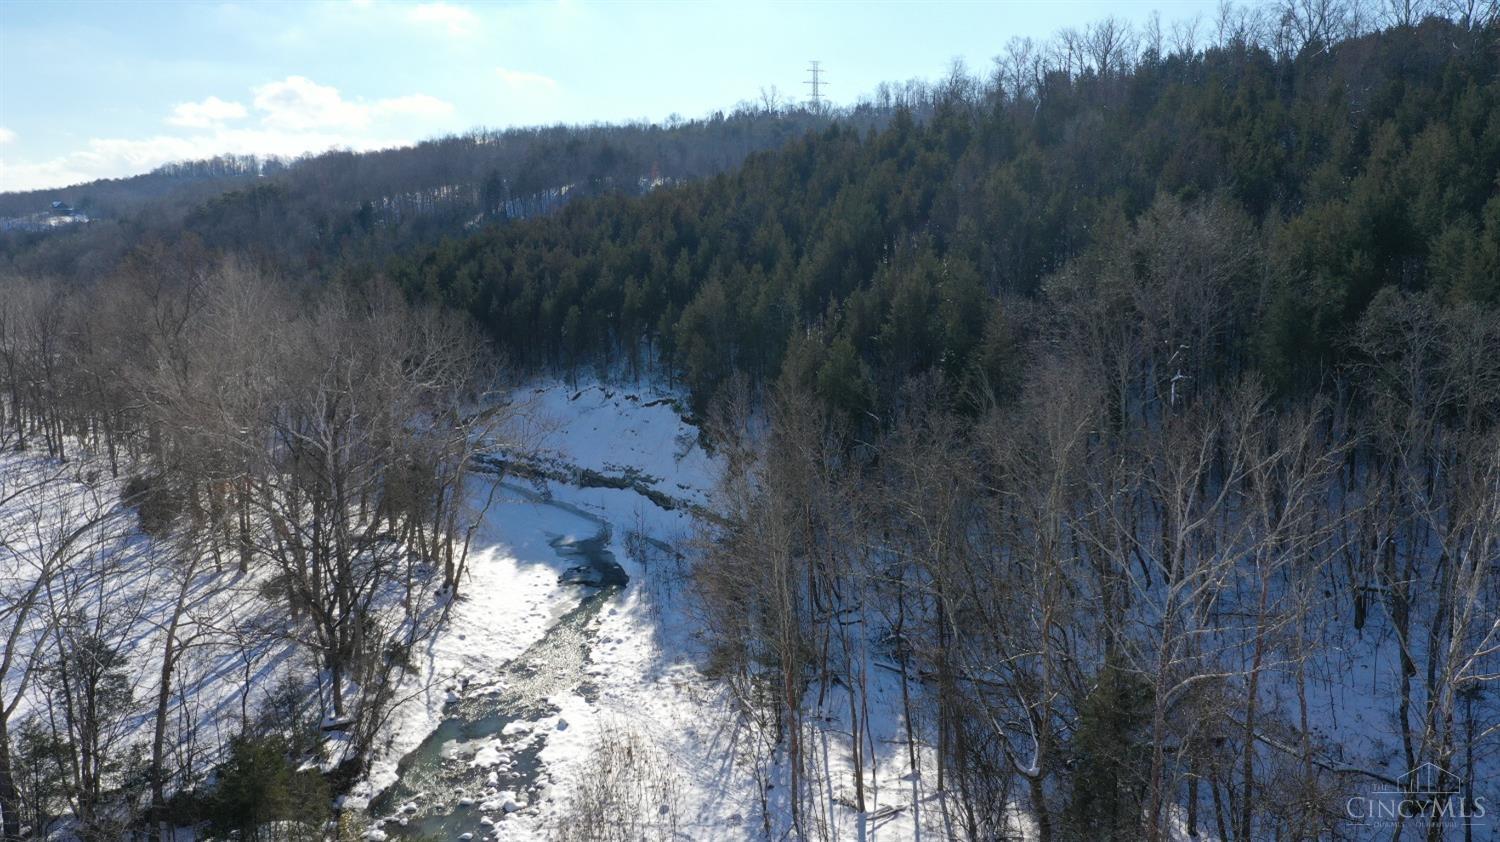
[805, 60, 828, 110]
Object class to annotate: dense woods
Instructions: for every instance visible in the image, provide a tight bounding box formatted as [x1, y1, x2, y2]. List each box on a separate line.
[0, 108, 890, 288]
[2, 0, 1499, 839]
[697, 275, 1500, 841]
[398, 12, 1499, 422]
[654, 8, 1500, 840]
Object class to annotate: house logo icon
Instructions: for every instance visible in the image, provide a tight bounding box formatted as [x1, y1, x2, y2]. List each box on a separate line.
[1394, 762, 1459, 797]
[1347, 761, 1487, 826]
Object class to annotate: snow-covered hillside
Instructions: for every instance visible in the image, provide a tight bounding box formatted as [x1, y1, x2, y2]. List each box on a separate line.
[0, 453, 308, 796]
[8, 376, 1485, 842]
[0, 377, 757, 841]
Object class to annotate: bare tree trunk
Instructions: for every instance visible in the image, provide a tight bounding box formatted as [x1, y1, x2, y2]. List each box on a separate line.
[1239, 574, 1271, 841]
[0, 711, 19, 842]
[150, 557, 197, 841]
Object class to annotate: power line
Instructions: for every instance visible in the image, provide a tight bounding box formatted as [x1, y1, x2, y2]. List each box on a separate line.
[805, 60, 828, 110]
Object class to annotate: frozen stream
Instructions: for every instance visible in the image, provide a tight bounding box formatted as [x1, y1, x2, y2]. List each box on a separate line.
[368, 484, 628, 839]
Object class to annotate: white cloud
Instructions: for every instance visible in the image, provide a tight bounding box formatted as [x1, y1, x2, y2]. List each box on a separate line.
[372, 93, 456, 120]
[253, 76, 371, 130]
[251, 76, 453, 131]
[2, 128, 389, 192]
[0, 77, 458, 192]
[0, 128, 15, 144]
[166, 96, 249, 129]
[495, 67, 558, 92]
[408, 2, 479, 36]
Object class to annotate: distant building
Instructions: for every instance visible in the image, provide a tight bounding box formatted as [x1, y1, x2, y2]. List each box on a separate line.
[1, 201, 90, 232]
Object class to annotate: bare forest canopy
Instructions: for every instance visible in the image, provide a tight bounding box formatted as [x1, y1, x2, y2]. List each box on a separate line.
[1, 263, 507, 839]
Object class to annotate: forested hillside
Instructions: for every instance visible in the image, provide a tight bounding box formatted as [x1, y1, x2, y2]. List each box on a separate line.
[399, 14, 1499, 418]
[0, 106, 889, 283]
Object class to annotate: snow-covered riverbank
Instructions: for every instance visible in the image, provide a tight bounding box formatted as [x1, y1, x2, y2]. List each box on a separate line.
[349, 379, 767, 840]
[1, 377, 999, 841]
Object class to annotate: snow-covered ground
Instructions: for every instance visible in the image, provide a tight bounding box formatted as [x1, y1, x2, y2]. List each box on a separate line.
[0, 380, 1227, 841]
[0, 451, 309, 787]
[0, 378, 774, 841]
[350, 379, 983, 840]
[10, 376, 1479, 841]
[345, 481, 605, 815]
[349, 379, 767, 839]
[429, 381, 1499, 842]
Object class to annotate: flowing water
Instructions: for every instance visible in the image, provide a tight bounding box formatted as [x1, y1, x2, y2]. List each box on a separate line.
[369, 521, 628, 839]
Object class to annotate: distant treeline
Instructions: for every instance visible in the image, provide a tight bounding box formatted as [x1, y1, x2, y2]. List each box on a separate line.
[0, 106, 906, 283]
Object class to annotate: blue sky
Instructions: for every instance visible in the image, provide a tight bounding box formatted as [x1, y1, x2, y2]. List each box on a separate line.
[0, 0, 1220, 192]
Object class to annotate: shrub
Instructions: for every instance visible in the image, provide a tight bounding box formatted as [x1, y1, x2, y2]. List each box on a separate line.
[1064, 659, 1153, 842]
[549, 725, 681, 842]
[203, 735, 330, 842]
[121, 472, 183, 535]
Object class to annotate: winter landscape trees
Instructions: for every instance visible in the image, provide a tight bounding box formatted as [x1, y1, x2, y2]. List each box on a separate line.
[692, 277, 1499, 841]
[1, 0, 1498, 839]
[0, 259, 507, 838]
